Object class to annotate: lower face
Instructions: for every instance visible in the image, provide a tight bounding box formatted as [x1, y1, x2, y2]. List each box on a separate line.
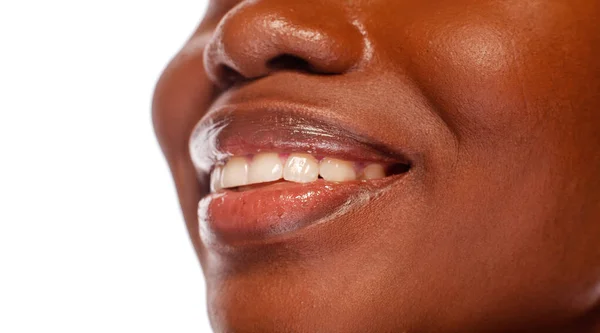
[153, 0, 600, 332]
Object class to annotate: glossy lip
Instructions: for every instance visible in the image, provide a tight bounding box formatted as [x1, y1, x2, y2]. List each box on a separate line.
[198, 175, 406, 248]
[189, 99, 414, 247]
[189, 99, 413, 173]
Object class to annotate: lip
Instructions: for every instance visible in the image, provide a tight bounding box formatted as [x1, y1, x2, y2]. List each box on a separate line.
[190, 99, 413, 247]
[189, 99, 412, 173]
[198, 175, 406, 246]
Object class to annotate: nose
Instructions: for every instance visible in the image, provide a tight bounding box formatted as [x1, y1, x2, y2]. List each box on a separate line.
[203, 1, 365, 87]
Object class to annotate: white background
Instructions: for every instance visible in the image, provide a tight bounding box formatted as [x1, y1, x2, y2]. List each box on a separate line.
[0, 1, 212, 332]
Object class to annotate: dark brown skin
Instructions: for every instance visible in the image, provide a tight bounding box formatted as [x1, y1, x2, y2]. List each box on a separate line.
[153, 0, 600, 332]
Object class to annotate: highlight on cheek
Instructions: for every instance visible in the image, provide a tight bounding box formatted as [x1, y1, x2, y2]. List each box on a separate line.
[453, 24, 511, 74]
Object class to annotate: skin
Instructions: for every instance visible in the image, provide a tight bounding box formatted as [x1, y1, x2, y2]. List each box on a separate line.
[153, 0, 600, 332]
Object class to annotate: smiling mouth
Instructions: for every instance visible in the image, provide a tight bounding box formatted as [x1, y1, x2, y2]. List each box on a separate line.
[190, 101, 412, 246]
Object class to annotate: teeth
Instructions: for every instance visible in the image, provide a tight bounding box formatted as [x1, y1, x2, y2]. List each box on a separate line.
[248, 153, 283, 184]
[221, 157, 249, 189]
[210, 166, 223, 192]
[362, 164, 386, 180]
[283, 153, 319, 183]
[210, 152, 396, 192]
[319, 158, 357, 182]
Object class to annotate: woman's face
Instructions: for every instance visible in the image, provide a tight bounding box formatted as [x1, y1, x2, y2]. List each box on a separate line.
[153, 0, 600, 331]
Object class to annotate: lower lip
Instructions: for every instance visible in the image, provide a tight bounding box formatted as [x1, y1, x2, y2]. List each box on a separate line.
[198, 177, 403, 246]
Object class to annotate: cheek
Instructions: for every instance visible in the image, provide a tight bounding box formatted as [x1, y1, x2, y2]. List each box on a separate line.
[402, 1, 600, 158]
[410, 23, 529, 139]
[152, 32, 217, 259]
[153, 34, 215, 160]
[374, 2, 600, 323]
[404, 6, 600, 222]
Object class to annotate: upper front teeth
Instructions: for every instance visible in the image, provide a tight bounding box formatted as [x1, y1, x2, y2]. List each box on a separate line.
[210, 152, 388, 192]
[283, 153, 319, 183]
[220, 157, 249, 189]
[249, 152, 283, 184]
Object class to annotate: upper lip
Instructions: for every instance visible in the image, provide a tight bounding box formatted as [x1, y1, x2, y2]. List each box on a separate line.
[189, 98, 413, 180]
[188, 74, 426, 246]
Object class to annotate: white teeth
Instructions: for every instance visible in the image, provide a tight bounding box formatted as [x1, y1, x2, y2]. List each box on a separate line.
[221, 157, 249, 189]
[283, 153, 319, 183]
[362, 163, 386, 180]
[319, 158, 357, 182]
[248, 153, 283, 184]
[210, 166, 223, 192]
[210, 153, 393, 192]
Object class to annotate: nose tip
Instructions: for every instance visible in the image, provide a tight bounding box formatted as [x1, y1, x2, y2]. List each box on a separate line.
[203, 1, 365, 87]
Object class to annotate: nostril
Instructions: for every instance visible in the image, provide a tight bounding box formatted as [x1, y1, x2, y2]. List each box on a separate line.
[267, 54, 312, 73]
